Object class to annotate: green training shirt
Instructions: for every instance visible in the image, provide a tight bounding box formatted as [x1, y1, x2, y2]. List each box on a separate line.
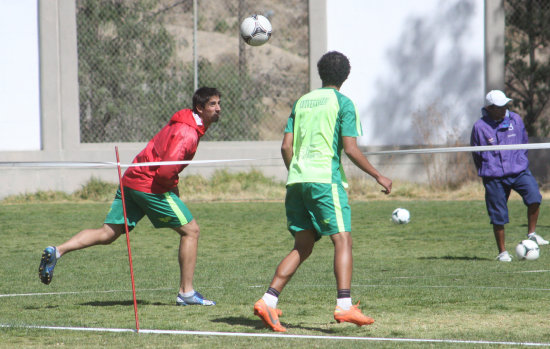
[284, 87, 363, 186]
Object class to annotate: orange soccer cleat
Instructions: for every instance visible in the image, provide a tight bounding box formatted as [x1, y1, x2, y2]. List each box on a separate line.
[253, 299, 286, 332]
[334, 302, 375, 326]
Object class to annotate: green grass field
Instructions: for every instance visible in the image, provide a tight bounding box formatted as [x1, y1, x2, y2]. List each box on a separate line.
[1, 199, 550, 348]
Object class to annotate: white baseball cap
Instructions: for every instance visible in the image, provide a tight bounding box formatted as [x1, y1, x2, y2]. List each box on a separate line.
[486, 90, 512, 107]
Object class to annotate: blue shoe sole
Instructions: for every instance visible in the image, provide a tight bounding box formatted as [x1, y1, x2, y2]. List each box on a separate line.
[176, 292, 216, 306]
[39, 248, 56, 285]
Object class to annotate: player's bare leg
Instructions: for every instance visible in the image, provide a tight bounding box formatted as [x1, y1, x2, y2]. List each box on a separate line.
[174, 219, 215, 306]
[269, 229, 316, 292]
[526, 203, 549, 245]
[527, 203, 540, 234]
[331, 231, 374, 326]
[39, 223, 123, 284]
[331, 231, 353, 290]
[57, 223, 123, 257]
[493, 224, 513, 261]
[254, 229, 315, 332]
[174, 219, 200, 294]
[493, 224, 506, 253]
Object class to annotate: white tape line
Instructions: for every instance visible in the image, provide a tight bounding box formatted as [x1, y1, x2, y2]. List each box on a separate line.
[0, 158, 259, 169]
[364, 142, 550, 156]
[1, 143, 550, 169]
[0, 289, 163, 298]
[0, 162, 116, 168]
[122, 158, 257, 168]
[1, 324, 549, 346]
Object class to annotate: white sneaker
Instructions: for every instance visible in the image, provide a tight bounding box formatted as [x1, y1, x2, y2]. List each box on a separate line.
[496, 251, 512, 262]
[528, 233, 549, 245]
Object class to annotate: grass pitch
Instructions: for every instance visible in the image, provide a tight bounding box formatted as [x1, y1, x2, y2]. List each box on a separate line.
[1, 199, 550, 348]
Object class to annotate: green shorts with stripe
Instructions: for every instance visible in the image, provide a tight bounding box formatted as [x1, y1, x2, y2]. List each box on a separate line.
[104, 187, 193, 231]
[285, 182, 351, 240]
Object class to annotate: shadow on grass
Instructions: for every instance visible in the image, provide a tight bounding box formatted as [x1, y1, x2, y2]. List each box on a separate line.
[80, 300, 151, 306]
[418, 256, 492, 261]
[521, 224, 550, 229]
[25, 305, 60, 310]
[212, 316, 338, 334]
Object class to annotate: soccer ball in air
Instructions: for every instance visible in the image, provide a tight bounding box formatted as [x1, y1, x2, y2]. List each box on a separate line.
[391, 208, 410, 224]
[515, 239, 540, 260]
[240, 14, 272, 46]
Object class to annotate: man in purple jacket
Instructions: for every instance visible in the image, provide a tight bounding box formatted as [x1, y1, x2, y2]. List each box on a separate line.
[471, 90, 548, 262]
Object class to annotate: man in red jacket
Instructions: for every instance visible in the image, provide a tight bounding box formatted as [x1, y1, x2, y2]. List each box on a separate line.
[38, 87, 220, 306]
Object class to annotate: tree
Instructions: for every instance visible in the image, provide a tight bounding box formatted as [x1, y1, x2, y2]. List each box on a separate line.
[76, 0, 277, 142]
[505, 0, 550, 136]
[77, 0, 192, 142]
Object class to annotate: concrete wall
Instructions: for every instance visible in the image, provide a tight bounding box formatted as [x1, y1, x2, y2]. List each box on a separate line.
[0, 1, 289, 199]
[484, 0, 505, 91]
[0, 0, 506, 199]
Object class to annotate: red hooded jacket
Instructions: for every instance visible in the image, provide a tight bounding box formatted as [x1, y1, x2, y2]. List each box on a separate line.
[122, 109, 206, 194]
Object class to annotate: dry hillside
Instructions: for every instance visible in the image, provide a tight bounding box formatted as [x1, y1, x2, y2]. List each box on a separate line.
[157, 0, 310, 138]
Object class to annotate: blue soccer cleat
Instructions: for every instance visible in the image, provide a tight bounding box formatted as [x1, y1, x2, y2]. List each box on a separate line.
[176, 291, 216, 306]
[39, 246, 58, 285]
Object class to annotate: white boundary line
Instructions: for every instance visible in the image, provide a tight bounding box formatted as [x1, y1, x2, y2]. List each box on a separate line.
[1, 324, 549, 346]
[0, 288, 172, 298]
[2, 271, 550, 345]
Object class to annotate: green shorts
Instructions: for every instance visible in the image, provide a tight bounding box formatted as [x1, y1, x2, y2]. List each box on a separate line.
[285, 182, 351, 240]
[104, 187, 193, 231]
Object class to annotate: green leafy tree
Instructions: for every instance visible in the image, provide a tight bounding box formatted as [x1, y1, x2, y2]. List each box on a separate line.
[77, 0, 192, 142]
[505, 0, 550, 136]
[77, 0, 274, 142]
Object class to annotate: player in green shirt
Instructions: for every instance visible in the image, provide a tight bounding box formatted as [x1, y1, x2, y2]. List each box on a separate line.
[254, 51, 392, 332]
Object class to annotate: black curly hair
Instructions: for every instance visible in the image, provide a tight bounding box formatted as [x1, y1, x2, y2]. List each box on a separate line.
[317, 51, 351, 88]
[193, 87, 221, 113]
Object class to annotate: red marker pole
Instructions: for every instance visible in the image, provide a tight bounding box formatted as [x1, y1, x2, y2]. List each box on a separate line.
[115, 146, 140, 333]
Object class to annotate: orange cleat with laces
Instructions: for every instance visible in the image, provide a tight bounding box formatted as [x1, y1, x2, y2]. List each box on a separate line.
[334, 302, 375, 326]
[253, 299, 286, 332]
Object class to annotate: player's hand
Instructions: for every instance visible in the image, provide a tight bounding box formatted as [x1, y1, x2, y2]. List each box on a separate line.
[377, 176, 392, 195]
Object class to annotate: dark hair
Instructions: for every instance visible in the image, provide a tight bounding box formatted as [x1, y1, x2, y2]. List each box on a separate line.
[317, 51, 351, 88]
[192, 87, 221, 112]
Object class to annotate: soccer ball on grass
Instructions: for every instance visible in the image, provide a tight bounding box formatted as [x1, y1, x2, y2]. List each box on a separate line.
[391, 208, 410, 224]
[515, 239, 540, 260]
[240, 14, 272, 46]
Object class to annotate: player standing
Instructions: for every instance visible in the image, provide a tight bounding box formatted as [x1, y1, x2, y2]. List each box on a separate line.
[39, 87, 221, 306]
[253, 51, 392, 332]
[471, 89, 548, 262]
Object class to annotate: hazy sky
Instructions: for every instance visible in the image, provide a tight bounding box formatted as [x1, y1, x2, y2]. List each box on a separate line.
[0, 0, 40, 151]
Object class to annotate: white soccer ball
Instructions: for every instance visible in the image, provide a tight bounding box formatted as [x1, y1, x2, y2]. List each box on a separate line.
[240, 14, 272, 46]
[391, 208, 410, 224]
[515, 239, 540, 260]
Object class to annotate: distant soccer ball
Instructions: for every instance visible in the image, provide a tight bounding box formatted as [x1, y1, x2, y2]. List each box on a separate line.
[515, 239, 540, 260]
[240, 14, 272, 46]
[391, 208, 410, 224]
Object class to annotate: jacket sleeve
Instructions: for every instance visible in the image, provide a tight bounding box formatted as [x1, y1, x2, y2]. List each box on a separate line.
[153, 124, 198, 191]
[521, 118, 529, 144]
[470, 125, 482, 171]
